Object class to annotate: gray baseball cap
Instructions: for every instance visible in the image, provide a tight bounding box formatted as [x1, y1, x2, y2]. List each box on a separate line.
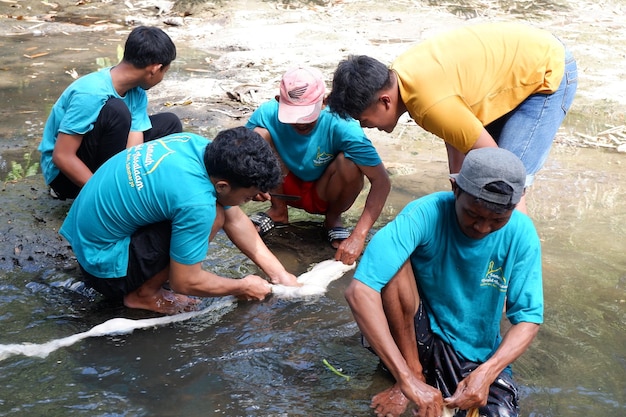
[450, 147, 526, 205]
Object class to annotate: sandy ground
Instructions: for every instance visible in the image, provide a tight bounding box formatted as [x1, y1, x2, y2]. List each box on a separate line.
[1, 0, 625, 272]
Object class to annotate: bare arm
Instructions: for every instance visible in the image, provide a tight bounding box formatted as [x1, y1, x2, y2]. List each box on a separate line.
[253, 126, 288, 177]
[222, 206, 298, 286]
[345, 279, 443, 417]
[252, 126, 272, 142]
[168, 259, 272, 300]
[381, 262, 424, 379]
[127, 131, 144, 148]
[52, 133, 93, 187]
[335, 163, 391, 265]
[445, 128, 498, 174]
[250, 127, 283, 203]
[445, 322, 540, 410]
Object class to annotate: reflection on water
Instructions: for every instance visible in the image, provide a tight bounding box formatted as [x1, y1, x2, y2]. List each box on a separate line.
[0, 25, 624, 417]
[519, 147, 626, 416]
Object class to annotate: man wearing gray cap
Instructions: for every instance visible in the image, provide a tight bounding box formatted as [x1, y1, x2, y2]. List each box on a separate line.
[345, 147, 543, 417]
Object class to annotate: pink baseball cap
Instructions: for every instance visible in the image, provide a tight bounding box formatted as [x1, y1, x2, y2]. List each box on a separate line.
[278, 66, 326, 124]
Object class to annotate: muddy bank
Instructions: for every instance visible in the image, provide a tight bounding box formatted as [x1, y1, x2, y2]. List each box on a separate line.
[0, 177, 72, 272]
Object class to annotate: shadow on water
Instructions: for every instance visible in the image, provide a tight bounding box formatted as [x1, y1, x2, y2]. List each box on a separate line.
[0, 17, 624, 417]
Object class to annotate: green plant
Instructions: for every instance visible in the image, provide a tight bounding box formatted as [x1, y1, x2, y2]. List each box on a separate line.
[95, 44, 123, 70]
[95, 56, 113, 69]
[6, 153, 39, 181]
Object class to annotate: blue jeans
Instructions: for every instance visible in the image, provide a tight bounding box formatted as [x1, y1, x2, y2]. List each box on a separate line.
[486, 44, 578, 187]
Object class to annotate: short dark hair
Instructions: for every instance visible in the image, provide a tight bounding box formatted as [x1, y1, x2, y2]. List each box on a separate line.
[458, 181, 517, 213]
[327, 55, 392, 120]
[123, 26, 176, 68]
[204, 127, 282, 192]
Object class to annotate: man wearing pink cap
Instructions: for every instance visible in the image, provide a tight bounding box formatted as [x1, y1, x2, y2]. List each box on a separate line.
[245, 66, 390, 265]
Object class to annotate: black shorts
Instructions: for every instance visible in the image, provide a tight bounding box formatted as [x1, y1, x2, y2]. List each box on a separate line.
[413, 303, 520, 417]
[79, 221, 172, 301]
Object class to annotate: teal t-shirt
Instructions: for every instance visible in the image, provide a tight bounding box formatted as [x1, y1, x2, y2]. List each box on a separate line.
[245, 100, 381, 181]
[38, 67, 151, 185]
[354, 192, 543, 363]
[59, 132, 217, 278]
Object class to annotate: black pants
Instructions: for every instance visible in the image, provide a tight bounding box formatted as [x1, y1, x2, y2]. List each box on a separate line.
[413, 303, 520, 417]
[80, 221, 172, 301]
[50, 98, 182, 199]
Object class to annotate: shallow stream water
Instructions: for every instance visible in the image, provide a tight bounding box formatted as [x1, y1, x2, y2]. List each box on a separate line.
[0, 21, 624, 417]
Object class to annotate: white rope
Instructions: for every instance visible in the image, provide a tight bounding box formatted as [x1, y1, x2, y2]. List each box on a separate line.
[0, 259, 355, 361]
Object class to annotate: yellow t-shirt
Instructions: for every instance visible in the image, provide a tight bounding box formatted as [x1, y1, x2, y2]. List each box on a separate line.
[391, 23, 565, 153]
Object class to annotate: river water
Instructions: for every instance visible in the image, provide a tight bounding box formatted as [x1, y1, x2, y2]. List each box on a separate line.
[0, 15, 625, 417]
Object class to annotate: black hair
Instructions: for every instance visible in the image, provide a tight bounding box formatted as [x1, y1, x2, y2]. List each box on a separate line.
[204, 127, 282, 192]
[458, 181, 517, 213]
[327, 55, 392, 120]
[122, 26, 176, 68]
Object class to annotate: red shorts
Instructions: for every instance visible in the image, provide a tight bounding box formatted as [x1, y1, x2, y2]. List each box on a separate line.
[282, 172, 328, 215]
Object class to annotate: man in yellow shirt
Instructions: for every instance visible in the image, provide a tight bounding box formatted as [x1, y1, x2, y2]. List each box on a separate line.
[328, 22, 578, 213]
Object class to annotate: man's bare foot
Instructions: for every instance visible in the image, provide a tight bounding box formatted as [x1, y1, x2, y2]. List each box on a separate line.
[371, 384, 409, 417]
[266, 206, 289, 225]
[124, 288, 200, 315]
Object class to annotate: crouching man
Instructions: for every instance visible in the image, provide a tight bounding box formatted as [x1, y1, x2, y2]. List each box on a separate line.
[345, 147, 543, 417]
[60, 127, 298, 314]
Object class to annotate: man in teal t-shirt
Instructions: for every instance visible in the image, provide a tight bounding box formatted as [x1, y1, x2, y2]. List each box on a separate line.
[38, 26, 182, 201]
[245, 66, 390, 266]
[345, 148, 543, 417]
[60, 128, 298, 314]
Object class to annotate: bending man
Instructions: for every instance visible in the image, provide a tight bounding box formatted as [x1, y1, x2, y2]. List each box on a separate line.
[328, 22, 577, 213]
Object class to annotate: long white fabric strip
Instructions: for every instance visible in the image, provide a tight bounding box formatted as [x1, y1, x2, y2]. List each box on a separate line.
[0, 259, 355, 361]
